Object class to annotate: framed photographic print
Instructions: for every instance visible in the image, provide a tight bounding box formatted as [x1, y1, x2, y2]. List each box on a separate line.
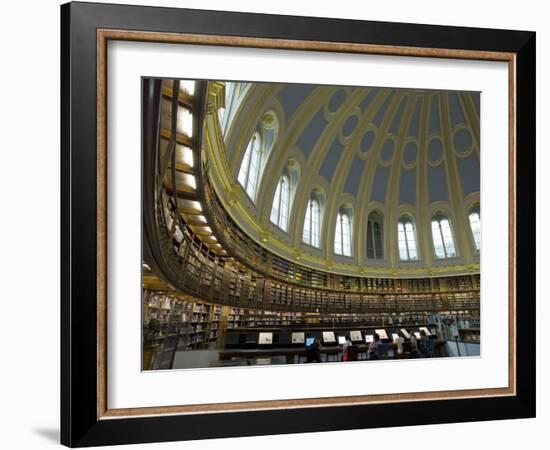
[61, 1, 536, 447]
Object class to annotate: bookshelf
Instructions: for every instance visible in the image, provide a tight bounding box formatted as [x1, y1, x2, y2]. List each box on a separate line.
[457, 316, 481, 343]
[144, 292, 223, 351]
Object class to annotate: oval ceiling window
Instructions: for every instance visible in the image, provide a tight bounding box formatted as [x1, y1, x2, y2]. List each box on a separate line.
[360, 130, 375, 153]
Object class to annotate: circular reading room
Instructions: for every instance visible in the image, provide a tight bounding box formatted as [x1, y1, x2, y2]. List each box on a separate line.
[142, 78, 481, 370]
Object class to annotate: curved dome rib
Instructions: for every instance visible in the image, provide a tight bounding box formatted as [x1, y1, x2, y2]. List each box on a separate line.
[206, 82, 480, 278]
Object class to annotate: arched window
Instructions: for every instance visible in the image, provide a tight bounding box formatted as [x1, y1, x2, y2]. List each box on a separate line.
[366, 212, 383, 260]
[303, 197, 321, 247]
[468, 206, 481, 252]
[431, 214, 457, 259]
[218, 82, 249, 135]
[335, 210, 352, 256]
[398, 217, 418, 261]
[236, 111, 277, 202]
[270, 174, 291, 231]
[218, 82, 234, 130]
[237, 132, 262, 199]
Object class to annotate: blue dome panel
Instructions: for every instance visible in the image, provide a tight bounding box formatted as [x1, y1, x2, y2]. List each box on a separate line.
[381, 139, 395, 162]
[371, 164, 389, 202]
[458, 153, 480, 195]
[328, 89, 347, 113]
[297, 109, 328, 159]
[319, 137, 344, 182]
[428, 164, 448, 202]
[278, 84, 315, 119]
[399, 169, 416, 204]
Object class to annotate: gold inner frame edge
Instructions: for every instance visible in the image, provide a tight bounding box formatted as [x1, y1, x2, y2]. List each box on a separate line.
[96, 28, 517, 420]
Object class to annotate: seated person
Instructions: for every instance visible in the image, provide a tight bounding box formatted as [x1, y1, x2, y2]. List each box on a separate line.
[306, 339, 322, 363]
[367, 333, 381, 360]
[393, 331, 405, 359]
[418, 329, 432, 358]
[342, 337, 352, 361]
[409, 334, 422, 358]
[342, 338, 359, 362]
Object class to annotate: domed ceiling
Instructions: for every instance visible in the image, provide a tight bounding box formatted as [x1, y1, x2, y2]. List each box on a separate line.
[203, 81, 480, 278]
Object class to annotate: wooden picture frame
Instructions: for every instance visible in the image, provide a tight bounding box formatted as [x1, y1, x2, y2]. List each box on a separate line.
[61, 1, 535, 447]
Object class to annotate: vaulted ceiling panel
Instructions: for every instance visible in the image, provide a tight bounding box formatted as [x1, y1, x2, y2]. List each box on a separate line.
[215, 82, 480, 274]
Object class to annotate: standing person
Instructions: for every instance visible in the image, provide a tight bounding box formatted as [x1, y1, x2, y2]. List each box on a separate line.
[367, 333, 380, 360]
[342, 337, 352, 362]
[393, 331, 405, 359]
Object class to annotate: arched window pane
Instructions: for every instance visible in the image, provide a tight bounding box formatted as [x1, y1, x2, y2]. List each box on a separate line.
[219, 83, 249, 136]
[373, 221, 382, 259]
[440, 219, 456, 257]
[271, 175, 290, 231]
[469, 211, 481, 252]
[270, 178, 281, 224]
[238, 133, 261, 200]
[398, 222, 408, 260]
[342, 213, 351, 256]
[303, 198, 321, 248]
[432, 220, 446, 258]
[399, 219, 418, 260]
[366, 221, 375, 259]
[218, 82, 235, 130]
[246, 138, 260, 198]
[311, 200, 320, 247]
[237, 142, 252, 187]
[432, 216, 456, 259]
[303, 201, 311, 244]
[335, 214, 343, 255]
[367, 217, 383, 260]
[279, 177, 290, 231]
[334, 211, 351, 256]
[405, 222, 417, 259]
